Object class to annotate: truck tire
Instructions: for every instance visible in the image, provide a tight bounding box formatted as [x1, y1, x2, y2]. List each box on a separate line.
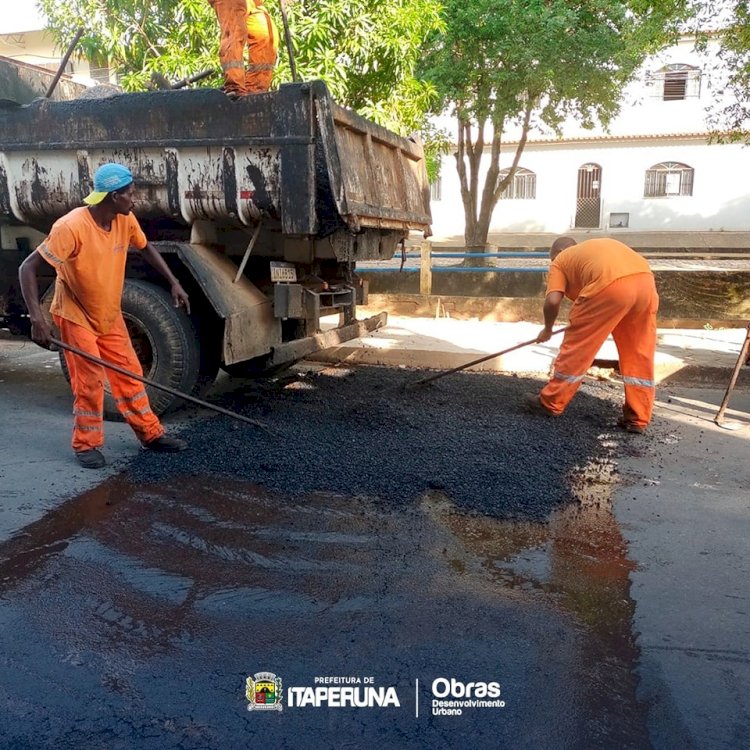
[59, 280, 206, 421]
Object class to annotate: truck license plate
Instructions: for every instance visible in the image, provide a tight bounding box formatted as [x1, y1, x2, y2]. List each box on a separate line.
[270, 261, 297, 282]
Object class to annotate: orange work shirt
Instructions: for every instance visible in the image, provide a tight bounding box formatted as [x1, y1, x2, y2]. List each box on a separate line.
[546, 238, 652, 301]
[36, 206, 147, 335]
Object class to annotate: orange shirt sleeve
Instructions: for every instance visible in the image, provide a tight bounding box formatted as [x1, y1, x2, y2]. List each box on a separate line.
[36, 220, 77, 268]
[128, 214, 148, 250]
[546, 262, 567, 296]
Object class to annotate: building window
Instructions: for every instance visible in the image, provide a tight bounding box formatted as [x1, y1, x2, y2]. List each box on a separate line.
[644, 162, 694, 197]
[499, 167, 536, 200]
[664, 68, 688, 100]
[430, 176, 442, 201]
[647, 64, 701, 100]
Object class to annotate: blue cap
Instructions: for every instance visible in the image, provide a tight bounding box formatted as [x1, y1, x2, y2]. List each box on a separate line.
[83, 163, 134, 205]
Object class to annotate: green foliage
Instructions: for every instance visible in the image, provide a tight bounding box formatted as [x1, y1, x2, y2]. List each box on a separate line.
[281, 0, 443, 135]
[39, 0, 443, 141]
[38, 0, 221, 90]
[695, 1, 750, 141]
[420, 0, 690, 246]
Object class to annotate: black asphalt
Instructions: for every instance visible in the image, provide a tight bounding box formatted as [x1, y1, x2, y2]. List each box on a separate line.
[0, 367, 650, 749]
[130, 367, 622, 519]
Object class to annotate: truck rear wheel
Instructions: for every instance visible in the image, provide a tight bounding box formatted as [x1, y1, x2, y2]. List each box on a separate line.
[59, 280, 210, 421]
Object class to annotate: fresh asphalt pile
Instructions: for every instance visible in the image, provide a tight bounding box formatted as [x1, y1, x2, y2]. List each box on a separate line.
[126, 366, 623, 520]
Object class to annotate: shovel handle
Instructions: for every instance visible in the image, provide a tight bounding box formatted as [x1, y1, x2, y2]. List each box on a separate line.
[714, 323, 750, 425]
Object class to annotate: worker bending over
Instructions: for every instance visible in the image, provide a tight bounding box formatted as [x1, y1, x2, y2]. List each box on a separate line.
[19, 163, 190, 469]
[209, 0, 279, 98]
[524, 236, 659, 433]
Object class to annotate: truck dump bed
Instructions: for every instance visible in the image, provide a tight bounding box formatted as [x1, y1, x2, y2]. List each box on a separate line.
[0, 80, 431, 257]
[1, 79, 432, 413]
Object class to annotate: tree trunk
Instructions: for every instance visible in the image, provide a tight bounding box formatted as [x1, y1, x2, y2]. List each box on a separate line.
[457, 103, 534, 259]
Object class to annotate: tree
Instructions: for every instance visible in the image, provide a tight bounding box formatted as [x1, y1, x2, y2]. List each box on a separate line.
[694, 1, 750, 141]
[38, 0, 444, 170]
[38, 0, 220, 91]
[421, 0, 690, 249]
[281, 0, 443, 138]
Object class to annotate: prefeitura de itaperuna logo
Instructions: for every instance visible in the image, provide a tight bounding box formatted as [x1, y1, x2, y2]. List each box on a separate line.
[246, 672, 283, 712]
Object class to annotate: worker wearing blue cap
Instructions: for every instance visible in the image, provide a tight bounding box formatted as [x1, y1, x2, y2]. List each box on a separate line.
[19, 163, 191, 468]
[82, 163, 137, 205]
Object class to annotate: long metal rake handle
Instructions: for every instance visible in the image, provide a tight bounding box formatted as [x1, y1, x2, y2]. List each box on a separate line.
[51, 337, 273, 434]
[409, 326, 569, 388]
[714, 323, 750, 426]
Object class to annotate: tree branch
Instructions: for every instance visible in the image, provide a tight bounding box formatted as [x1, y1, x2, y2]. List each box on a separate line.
[492, 101, 533, 205]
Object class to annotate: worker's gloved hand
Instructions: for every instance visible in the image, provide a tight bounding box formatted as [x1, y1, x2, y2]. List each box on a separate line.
[171, 282, 191, 315]
[535, 327, 553, 343]
[30, 316, 56, 350]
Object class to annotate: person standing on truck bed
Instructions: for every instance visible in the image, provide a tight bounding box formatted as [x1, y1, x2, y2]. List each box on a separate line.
[522, 236, 659, 434]
[246, 0, 280, 92]
[209, 0, 279, 98]
[18, 163, 191, 469]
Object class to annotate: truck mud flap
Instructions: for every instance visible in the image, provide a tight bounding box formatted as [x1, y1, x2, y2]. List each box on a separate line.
[269, 312, 387, 366]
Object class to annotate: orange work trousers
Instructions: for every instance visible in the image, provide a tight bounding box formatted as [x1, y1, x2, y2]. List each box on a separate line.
[246, 3, 278, 93]
[55, 314, 164, 453]
[540, 273, 659, 428]
[209, 0, 248, 95]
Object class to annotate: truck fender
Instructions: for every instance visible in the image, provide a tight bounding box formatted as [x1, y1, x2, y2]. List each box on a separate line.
[162, 241, 282, 366]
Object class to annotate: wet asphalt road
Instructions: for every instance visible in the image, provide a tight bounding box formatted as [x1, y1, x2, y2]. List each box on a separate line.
[0, 475, 645, 749]
[0, 360, 746, 748]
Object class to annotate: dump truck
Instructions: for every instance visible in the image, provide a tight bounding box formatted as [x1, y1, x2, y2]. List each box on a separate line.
[0, 64, 431, 416]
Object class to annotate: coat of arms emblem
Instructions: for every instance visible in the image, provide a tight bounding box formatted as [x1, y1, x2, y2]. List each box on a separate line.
[246, 672, 283, 711]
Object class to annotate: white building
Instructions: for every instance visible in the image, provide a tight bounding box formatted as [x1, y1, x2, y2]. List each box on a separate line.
[430, 35, 750, 243]
[0, 4, 100, 84]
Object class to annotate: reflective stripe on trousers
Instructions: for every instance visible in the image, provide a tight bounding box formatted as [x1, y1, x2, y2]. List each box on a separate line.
[622, 375, 655, 388]
[553, 370, 585, 384]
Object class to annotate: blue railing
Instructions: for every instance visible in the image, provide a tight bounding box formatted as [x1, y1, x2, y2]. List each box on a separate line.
[360, 247, 550, 285]
[364, 267, 546, 272]
[417, 252, 548, 259]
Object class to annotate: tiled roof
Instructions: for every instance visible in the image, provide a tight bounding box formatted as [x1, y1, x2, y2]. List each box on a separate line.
[505, 131, 715, 146]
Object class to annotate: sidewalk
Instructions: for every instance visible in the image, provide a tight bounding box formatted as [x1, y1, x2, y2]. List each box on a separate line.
[315, 314, 748, 385]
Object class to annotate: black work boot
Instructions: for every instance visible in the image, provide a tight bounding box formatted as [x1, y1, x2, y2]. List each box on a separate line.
[521, 392, 557, 417]
[616, 418, 646, 434]
[142, 435, 188, 453]
[75, 449, 106, 469]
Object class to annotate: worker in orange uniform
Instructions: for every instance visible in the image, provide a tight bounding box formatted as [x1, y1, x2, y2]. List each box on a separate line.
[245, 0, 279, 93]
[208, 0, 248, 98]
[523, 236, 659, 433]
[209, 0, 279, 97]
[18, 163, 191, 469]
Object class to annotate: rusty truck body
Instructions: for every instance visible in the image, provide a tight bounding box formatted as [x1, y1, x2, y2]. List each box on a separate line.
[0, 69, 431, 414]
